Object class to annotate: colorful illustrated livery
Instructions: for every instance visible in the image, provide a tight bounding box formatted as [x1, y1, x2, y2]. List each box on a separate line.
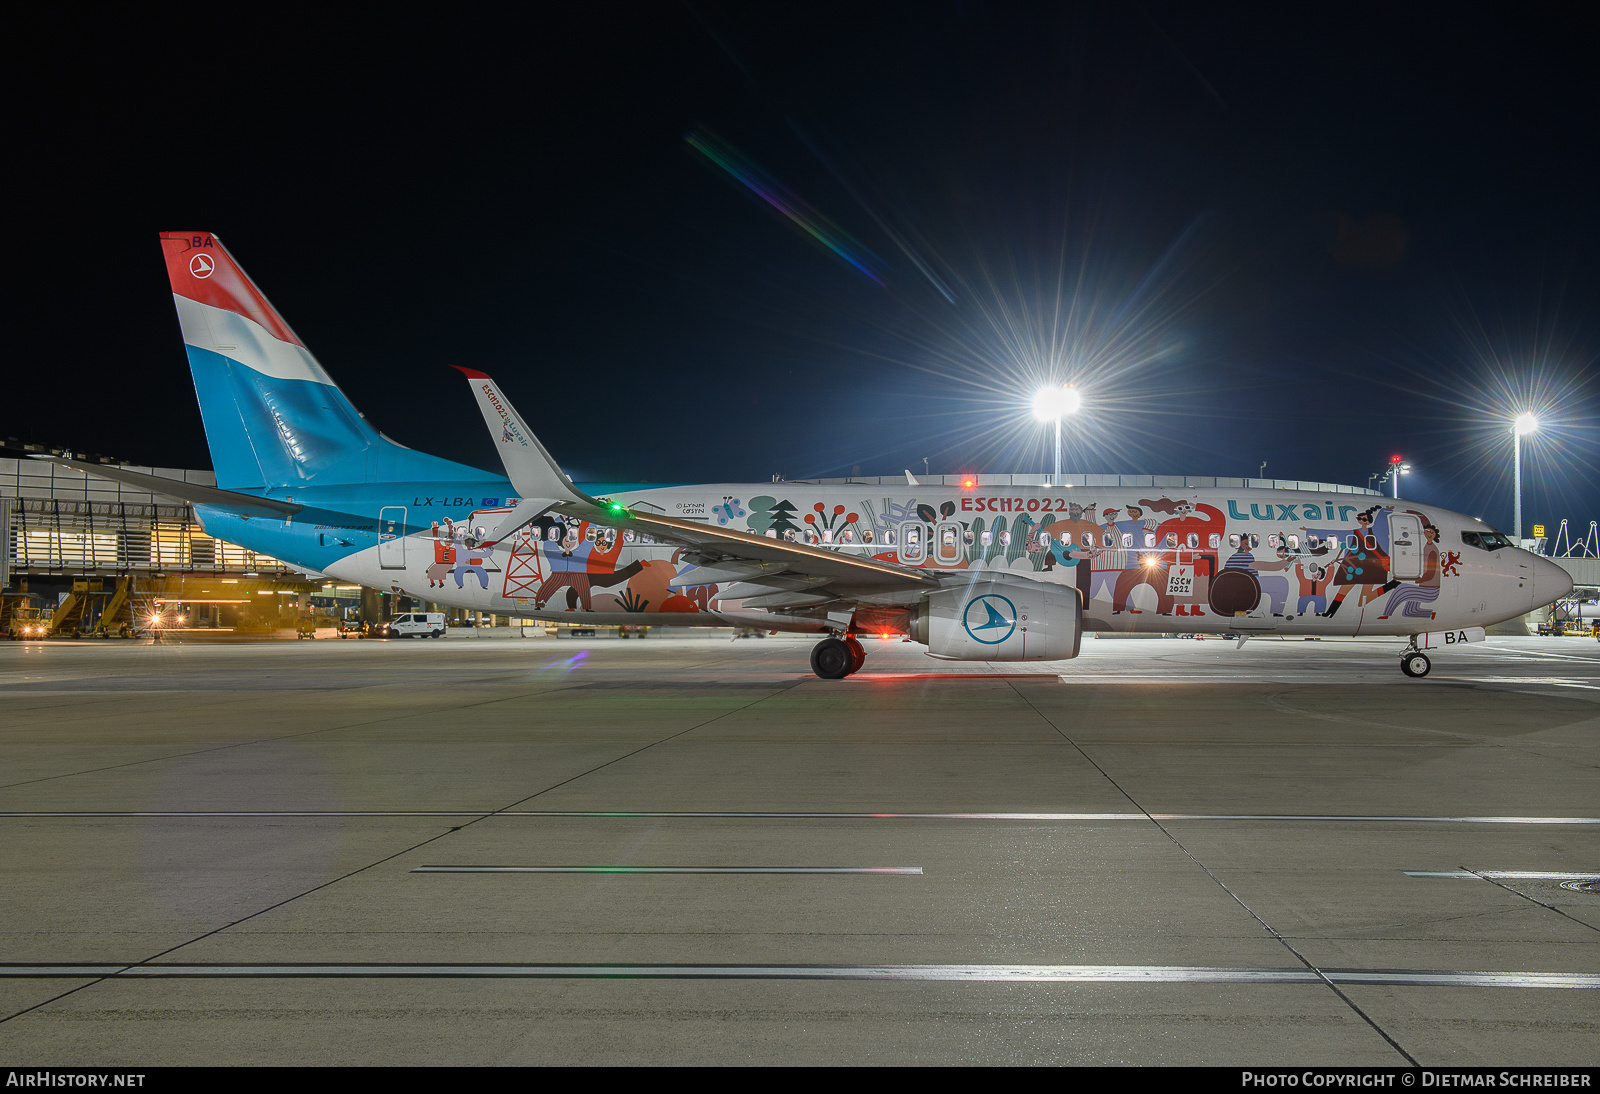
[49, 232, 1572, 679]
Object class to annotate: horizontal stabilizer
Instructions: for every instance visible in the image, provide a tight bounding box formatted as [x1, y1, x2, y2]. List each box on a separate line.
[30, 457, 301, 517]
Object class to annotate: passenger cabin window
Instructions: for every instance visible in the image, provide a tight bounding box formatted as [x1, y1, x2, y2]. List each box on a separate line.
[839, 529, 854, 544]
[981, 532, 992, 546]
[1346, 534, 1359, 549]
[940, 527, 957, 549]
[883, 529, 896, 545]
[963, 530, 975, 545]
[1186, 533, 1199, 549]
[998, 531, 1011, 547]
[1165, 533, 1178, 548]
[1307, 534, 1319, 549]
[1287, 535, 1299, 550]
[1121, 533, 1134, 548]
[1365, 535, 1377, 550]
[1144, 533, 1157, 547]
[622, 530, 635, 544]
[861, 530, 874, 544]
[1103, 533, 1115, 548]
[1229, 534, 1240, 548]
[1267, 534, 1280, 548]
[1208, 533, 1220, 549]
[1082, 532, 1094, 548]
[785, 529, 798, 542]
[1249, 534, 1260, 549]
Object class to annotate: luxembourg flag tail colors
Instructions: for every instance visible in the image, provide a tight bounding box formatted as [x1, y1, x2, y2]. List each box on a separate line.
[159, 231, 486, 492]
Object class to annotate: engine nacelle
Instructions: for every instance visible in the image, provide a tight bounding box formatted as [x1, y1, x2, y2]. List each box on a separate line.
[912, 575, 1082, 661]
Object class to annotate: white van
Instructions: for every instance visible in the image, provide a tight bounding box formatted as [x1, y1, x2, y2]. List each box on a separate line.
[389, 612, 446, 638]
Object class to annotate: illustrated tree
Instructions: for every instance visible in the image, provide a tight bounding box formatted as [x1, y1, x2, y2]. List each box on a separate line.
[766, 499, 802, 537]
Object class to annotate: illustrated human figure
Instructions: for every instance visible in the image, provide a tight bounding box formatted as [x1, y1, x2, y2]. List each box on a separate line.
[1295, 561, 1336, 616]
[1144, 497, 1226, 617]
[1258, 544, 1294, 616]
[427, 520, 456, 588]
[1324, 505, 1394, 617]
[1379, 523, 1442, 619]
[453, 524, 493, 590]
[1088, 508, 1127, 602]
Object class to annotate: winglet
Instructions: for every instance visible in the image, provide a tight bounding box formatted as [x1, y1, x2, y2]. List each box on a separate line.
[455, 368, 598, 540]
[905, 469, 920, 486]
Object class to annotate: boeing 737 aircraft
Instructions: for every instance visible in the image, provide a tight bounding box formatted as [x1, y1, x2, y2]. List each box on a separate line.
[44, 232, 1574, 678]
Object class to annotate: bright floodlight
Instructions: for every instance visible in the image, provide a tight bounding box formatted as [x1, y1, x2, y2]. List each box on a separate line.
[1032, 384, 1081, 422]
[1514, 412, 1538, 435]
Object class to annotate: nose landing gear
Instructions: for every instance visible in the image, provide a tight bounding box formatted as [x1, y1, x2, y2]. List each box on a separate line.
[1400, 646, 1431, 678]
[811, 634, 867, 679]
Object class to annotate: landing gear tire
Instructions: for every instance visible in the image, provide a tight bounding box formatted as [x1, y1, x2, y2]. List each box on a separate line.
[1400, 651, 1431, 678]
[811, 638, 854, 680]
[844, 635, 866, 675]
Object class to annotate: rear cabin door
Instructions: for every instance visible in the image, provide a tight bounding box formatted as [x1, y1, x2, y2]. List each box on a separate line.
[1389, 513, 1423, 580]
[378, 507, 407, 569]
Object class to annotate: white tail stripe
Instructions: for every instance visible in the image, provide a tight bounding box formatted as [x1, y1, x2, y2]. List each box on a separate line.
[174, 295, 335, 386]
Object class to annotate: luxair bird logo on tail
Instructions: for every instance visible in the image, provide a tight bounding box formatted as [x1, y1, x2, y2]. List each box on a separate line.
[501, 426, 513, 444]
[963, 594, 1017, 644]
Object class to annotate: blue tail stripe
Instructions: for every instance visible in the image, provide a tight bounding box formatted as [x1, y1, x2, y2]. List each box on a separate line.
[186, 345, 491, 491]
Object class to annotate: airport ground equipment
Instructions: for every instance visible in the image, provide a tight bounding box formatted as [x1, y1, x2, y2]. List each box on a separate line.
[5, 604, 49, 639]
[48, 579, 110, 636]
[89, 576, 136, 637]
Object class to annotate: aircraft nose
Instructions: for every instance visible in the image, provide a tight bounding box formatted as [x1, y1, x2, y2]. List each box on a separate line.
[1533, 555, 1574, 608]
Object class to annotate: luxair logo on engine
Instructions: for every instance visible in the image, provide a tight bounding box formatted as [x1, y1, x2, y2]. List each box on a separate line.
[962, 594, 1017, 644]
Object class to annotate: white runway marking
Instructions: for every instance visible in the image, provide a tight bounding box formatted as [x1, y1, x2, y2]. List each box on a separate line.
[1406, 870, 1600, 880]
[1, 963, 1594, 987]
[411, 865, 923, 874]
[3, 812, 1598, 823]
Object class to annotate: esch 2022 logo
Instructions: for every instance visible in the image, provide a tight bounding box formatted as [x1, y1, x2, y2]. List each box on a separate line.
[962, 594, 1017, 644]
[482, 384, 529, 447]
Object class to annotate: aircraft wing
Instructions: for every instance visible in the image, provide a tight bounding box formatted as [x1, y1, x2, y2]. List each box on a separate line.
[603, 508, 940, 589]
[458, 370, 939, 607]
[29, 457, 303, 517]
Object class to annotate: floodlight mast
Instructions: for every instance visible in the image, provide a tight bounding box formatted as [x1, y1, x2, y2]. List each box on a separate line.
[1031, 384, 1080, 487]
[1513, 412, 1537, 543]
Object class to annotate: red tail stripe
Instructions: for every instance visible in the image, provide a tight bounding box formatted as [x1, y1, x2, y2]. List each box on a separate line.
[159, 232, 305, 348]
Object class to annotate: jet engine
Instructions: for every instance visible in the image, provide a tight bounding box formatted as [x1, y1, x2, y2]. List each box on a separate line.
[912, 575, 1082, 661]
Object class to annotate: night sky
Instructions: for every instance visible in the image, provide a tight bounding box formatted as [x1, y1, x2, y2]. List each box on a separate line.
[8, 3, 1598, 538]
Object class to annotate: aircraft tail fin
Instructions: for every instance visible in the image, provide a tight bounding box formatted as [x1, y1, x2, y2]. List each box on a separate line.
[160, 232, 483, 491]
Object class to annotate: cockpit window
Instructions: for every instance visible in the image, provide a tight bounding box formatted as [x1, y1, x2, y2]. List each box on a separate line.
[1462, 530, 1514, 551]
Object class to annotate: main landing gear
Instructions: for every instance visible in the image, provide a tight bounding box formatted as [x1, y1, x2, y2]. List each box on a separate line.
[811, 634, 867, 679]
[1400, 645, 1432, 678]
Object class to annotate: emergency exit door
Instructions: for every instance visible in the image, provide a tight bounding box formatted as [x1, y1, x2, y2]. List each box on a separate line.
[378, 507, 407, 569]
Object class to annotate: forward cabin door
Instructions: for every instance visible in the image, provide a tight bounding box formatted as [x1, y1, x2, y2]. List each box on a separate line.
[378, 507, 407, 570]
[1389, 513, 1423, 580]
